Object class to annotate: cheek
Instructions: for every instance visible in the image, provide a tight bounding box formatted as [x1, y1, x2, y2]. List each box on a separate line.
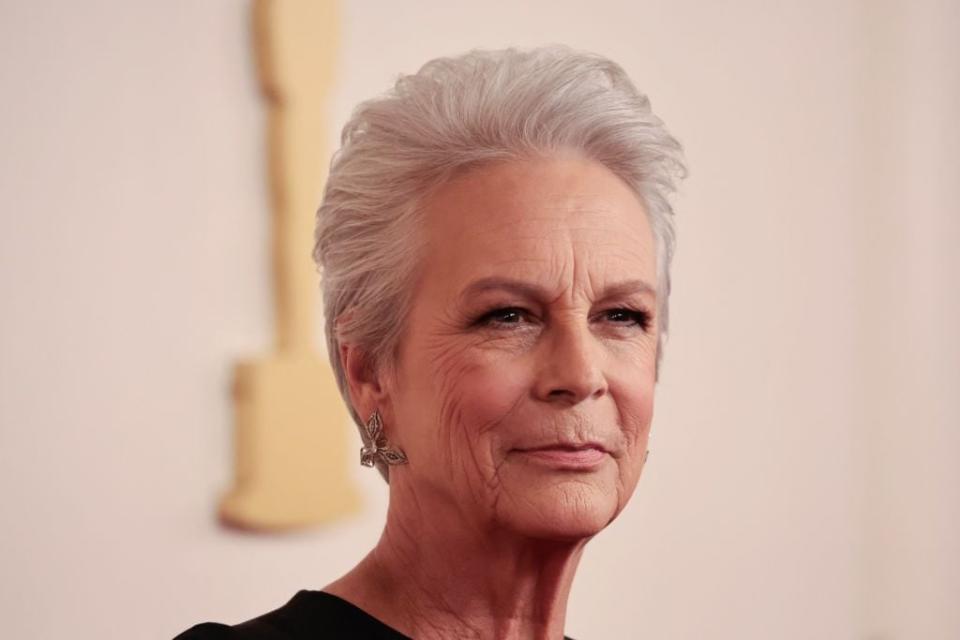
[610, 356, 657, 480]
[403, 337, 531, 476]
[617, 374, 655, 440]
[442, 359, 533, 480]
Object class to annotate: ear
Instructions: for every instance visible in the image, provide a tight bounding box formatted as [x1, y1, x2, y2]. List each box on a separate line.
[340, 341, 390, 422]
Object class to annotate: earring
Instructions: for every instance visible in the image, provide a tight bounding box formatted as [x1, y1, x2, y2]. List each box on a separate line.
[360, 409, 408, 467]
[644, 449, 650, 464]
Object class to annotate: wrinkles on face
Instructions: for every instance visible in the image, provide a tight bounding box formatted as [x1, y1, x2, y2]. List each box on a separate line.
[387, 156, 659, 541]
[412, 316, 528, 522]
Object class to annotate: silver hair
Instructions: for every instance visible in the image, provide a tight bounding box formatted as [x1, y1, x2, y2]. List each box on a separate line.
[314, 46, 685, 475]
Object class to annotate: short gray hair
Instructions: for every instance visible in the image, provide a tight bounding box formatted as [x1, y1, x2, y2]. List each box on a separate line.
[314, 46, 685, 438]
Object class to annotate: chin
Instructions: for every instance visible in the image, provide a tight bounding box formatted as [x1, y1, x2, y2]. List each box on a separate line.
[494, 470, 623, 541]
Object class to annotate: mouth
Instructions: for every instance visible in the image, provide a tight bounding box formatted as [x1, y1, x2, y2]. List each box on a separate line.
[513, 443, 608, 470]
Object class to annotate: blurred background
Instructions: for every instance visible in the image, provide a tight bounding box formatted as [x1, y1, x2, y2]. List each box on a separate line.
[1, 1, 957, 638]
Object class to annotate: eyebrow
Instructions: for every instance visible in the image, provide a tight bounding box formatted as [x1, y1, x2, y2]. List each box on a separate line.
[459, 276, 657, 302]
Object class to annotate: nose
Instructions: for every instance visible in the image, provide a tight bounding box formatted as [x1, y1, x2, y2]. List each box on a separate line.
[533, 321, 607, 405]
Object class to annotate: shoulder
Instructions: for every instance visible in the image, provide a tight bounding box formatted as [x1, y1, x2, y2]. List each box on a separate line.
[172, 616, 288, 640]
[173, 622, 243, 640]
[172, 591, 409, 639]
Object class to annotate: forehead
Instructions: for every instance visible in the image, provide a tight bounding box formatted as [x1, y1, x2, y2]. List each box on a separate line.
[419, 156, 655, 287]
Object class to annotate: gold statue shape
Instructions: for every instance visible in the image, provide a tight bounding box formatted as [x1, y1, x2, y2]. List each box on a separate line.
[219, 0, 360, 531]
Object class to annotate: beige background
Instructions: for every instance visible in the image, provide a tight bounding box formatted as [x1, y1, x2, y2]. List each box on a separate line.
[1, 1, 957, 638]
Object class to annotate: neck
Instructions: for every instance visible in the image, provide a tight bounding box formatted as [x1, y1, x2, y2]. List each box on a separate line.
[327, 482, 588, 640]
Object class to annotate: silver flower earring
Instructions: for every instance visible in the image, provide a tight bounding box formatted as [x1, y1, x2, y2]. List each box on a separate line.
[360, 409, 408, 468]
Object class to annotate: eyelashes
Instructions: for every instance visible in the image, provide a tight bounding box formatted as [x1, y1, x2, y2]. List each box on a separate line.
[601, 308, 653, 332]
[472, 305, 653, 333]
[474, 306, 531, 327]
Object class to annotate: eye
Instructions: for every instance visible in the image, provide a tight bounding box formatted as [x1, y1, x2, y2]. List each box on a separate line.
[601, 307, 653, 331]
[475, 306, 531, 327]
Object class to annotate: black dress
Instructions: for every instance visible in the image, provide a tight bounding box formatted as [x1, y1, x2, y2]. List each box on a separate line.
[174, 591, 575, 639]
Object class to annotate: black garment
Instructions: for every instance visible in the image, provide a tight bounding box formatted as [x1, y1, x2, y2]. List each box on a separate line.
[174, 591, 408, 639]
[174, 591, 576, 639]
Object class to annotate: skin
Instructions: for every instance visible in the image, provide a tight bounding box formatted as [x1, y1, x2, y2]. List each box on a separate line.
[327, 155, 658, 639]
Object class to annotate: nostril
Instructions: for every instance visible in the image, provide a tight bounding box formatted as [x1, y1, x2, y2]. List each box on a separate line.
[545, 379, 605, 404]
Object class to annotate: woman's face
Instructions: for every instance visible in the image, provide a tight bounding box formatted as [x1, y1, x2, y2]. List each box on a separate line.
[382, 156, 658, 541]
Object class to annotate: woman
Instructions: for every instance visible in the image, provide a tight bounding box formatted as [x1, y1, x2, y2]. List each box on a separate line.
[178, 46, 684, 639]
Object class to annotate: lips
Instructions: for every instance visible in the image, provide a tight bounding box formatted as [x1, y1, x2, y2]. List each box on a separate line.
[514, 443, 608, 469]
